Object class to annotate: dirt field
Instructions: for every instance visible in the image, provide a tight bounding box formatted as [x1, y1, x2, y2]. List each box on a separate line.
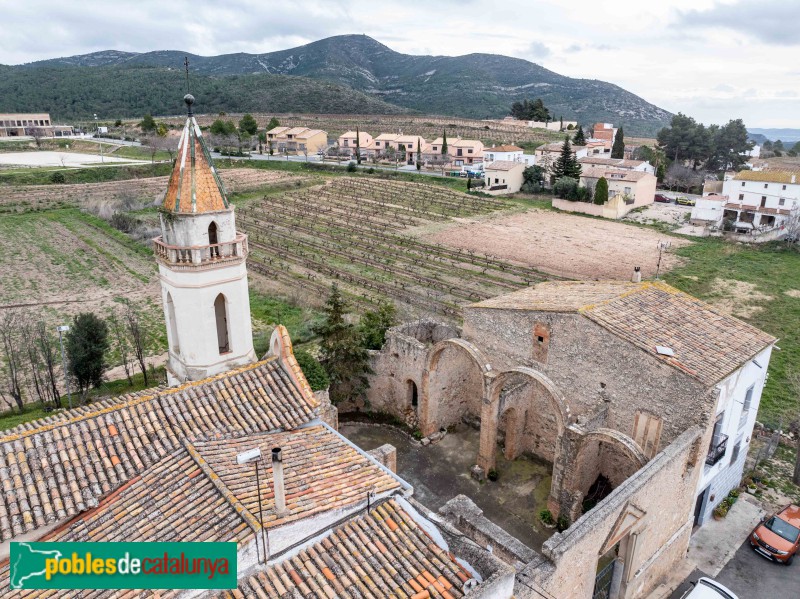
[0, 168, 304, 211]
[424, 208, 690, 280]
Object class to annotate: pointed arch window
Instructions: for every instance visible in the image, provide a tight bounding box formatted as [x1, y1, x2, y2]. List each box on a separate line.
[214, 293, 230, 354]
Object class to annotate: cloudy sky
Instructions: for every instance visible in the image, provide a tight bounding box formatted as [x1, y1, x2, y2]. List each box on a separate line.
[4, 0, 799, 128]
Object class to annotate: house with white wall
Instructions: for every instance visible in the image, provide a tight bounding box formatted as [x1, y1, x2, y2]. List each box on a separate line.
[484, 161, 525, 195]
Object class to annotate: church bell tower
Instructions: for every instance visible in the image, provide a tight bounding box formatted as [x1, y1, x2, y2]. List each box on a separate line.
[154, 93, 256, 385]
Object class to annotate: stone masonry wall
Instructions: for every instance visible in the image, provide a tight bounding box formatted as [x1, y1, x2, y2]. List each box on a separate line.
[463, 308, 713, 450]
[522, 428, 703, 599]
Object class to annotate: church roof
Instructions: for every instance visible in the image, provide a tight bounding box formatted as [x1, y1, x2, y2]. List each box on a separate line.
[0, 357, 319, 542]
[470, 280, 775, 386]
[162, 97, 230, 214]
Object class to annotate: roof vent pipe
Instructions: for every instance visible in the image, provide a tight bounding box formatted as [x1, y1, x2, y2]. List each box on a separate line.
[272, 448, 288, 516]
[632, 266, 642, 283]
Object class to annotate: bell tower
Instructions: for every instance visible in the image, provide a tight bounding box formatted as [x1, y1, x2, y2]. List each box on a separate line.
[154, 93, 255, 385]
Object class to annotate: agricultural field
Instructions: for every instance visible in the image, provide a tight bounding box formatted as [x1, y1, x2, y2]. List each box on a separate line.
[236, 178, 554, 320]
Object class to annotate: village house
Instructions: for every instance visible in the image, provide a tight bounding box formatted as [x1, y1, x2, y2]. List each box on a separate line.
[579, 156, 655, 175]
[484, 144, 536, 166]
[719, 169, 800, 234]
[580, 166, 657, 207]
[484, 160, 525, 194]
[365, 279, 774, 598]
[336, 130, 373, 157]
[0, 94, 515, 599]
[265, 125, 327, 155]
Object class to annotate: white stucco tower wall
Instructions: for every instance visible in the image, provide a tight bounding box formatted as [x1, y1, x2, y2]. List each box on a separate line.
[154, 93, 255, 386]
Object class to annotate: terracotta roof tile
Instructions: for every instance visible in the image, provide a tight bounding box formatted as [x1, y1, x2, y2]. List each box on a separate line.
[218, 499, 474, 599]
[0, 358, 319, 542]
[486, 145, 523, 153]
[471, 281, 775, 386]
[485, 160, 524, 172]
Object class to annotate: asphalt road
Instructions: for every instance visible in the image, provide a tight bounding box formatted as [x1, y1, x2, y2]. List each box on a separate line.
[670, 540, 800, 598]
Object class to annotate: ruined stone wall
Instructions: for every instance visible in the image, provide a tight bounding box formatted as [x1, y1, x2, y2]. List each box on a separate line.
[363, 321, 460, 428]
[463, 308, 712, 450]
[497, 377, 561, 462]
[522, 428, 702, 599]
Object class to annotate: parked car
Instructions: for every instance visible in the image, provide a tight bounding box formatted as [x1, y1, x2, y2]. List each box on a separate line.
[676, 196, 696, 206]
[680, 577, 738, 598]
[749, 504, 800, 564]
[654, 194, 672, 203]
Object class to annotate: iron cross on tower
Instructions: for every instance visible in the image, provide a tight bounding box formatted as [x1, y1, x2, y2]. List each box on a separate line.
[184, 56, 190, 94]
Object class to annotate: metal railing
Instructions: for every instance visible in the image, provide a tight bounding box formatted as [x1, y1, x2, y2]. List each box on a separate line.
[706, 434, 729, 467]
[153, 232, 248, 267]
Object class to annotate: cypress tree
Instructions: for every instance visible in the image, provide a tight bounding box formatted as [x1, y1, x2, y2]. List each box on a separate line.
[441, 130, 448, 155]
[416, 138, 422, 170]
[594, 176, 609, 205]
[573, 126, 586, 146]
[355, 126, 361, 165]
[611, 126, 625, 159]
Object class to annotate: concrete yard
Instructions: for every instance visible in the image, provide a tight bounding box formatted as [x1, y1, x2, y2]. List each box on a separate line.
[0, 151, 146, 167]
[340, 421, 555, 550]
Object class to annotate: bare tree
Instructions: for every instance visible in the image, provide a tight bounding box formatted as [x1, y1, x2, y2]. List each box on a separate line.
[26, 127, 47, 149]
[124, 301, 149, 387]
[108, 310, 134, 385]
[0, 310, 25, 411]
[784, 206, 800, 243]
[144, 137, 160, 164]
[34, 321, 61, 408]
[787, 373, 800, 485]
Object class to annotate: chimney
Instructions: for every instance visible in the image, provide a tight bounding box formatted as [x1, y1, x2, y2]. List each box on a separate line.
[631, 266, 641, 283]
[272, 447, 288, 516]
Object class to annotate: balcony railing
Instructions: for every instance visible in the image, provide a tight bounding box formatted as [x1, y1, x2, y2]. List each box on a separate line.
[706, 434, 729, 467]
[153, 232, 248, 267]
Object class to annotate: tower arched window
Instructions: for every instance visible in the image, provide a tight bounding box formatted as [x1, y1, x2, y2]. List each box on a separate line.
[208, 221, 219, 259]
[166, 293, 180, 354]
[214, 294, 230, 354]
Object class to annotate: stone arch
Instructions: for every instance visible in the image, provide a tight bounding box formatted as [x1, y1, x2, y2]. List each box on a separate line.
[420, 339, 491, 437]
[407, 379, 419, 410]
[478, 367, 569, 472]
[214, 293, 230, 354]
[208, 221, 219, 258]
[563, 428, 648, 519]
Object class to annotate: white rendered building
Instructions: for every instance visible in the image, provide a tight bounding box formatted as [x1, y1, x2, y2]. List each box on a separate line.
[154, 94, 256, 385]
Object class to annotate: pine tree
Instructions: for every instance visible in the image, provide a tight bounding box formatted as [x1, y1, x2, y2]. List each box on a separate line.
[355, 126, 361, 165]
[314, 284, 371, 404]
[553, 137, 581, 180]
[573, 126, 586, 146]
[594, 177, 609, 205]
[139, 114, 156, 134]
[441, 130, 448, 155]
[611, 126, 625, 159]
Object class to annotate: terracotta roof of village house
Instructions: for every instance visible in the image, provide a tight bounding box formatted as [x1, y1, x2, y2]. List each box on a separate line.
[162, 113, 229, 214]
[0, 357, 319, 542]
[470, 281, 775, 387]
[486, 145, 523, 153]
[190, 425, 402, 528]
[732, 169, 800, 183]
[580, 166, 651, 182]
[485, 160, 524, 171]
[217, 499, 474, 599]
[267, 126, 290, 135]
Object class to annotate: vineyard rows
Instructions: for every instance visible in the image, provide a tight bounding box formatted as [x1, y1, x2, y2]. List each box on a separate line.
[238, 179, 555, 319]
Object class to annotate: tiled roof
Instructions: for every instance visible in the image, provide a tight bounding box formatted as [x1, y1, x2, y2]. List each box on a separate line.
[470, 281, 775, 386]
[733, 169, 800, 183]
[0, 358, 319, 542]
[267, 126, 290, 135]
[580, 166, 651, 182]
[162, 116, 229, 214]
[487, 145, 523, 153]
[375, 133, 400, 141]
[296, 129, 325, 139]
[485, 160, 524, 172]
[285, 127, 309, 136]
[190, 425, 401, 528]
[579, 157, 621, 166]
[220, 499, 474, 599]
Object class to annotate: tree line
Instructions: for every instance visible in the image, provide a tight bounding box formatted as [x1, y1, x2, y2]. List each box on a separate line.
[0, 301, 156, 414]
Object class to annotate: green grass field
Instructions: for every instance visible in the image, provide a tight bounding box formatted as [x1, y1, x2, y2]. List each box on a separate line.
[665, 239, 800, 426]
[0, 162, 171, 185]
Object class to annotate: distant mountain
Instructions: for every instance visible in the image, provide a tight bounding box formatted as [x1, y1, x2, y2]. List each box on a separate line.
[748, 128, 800, 144]
[14, 35, 673, 135]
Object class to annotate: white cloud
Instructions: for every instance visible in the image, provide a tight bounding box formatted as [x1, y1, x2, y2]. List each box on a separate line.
[2, 0, 798, 127]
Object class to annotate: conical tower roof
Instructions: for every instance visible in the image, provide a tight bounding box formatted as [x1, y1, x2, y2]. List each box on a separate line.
[162, 94, 230, 214]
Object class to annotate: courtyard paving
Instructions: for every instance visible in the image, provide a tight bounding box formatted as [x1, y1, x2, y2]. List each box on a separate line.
[340, 421, 554, 550]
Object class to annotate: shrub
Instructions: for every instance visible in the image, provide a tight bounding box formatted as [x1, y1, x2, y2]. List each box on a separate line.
[294, 349, 330, 391]
[557, 515, 570, 532]
[553, 177, 579, 200]
[538, 509, 555, 526]
[109, 212, 139, 233]
[347, 161, 357, 172]
[367, 167, 375, 174]
[50, 171, 66, 184]
[487, 469, 499, 482]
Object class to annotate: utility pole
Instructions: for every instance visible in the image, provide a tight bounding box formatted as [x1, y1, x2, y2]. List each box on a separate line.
[57, 325, 72, 409]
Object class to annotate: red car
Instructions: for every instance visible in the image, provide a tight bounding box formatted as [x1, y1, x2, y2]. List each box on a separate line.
[655, 194, 672, 203]
[749, 504, 800, 564]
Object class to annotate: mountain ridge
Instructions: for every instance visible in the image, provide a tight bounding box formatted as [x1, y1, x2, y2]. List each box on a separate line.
[11, 34, 673, 135]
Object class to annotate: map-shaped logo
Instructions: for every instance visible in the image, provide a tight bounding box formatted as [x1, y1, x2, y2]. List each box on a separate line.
[10, 543, 62, 589]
